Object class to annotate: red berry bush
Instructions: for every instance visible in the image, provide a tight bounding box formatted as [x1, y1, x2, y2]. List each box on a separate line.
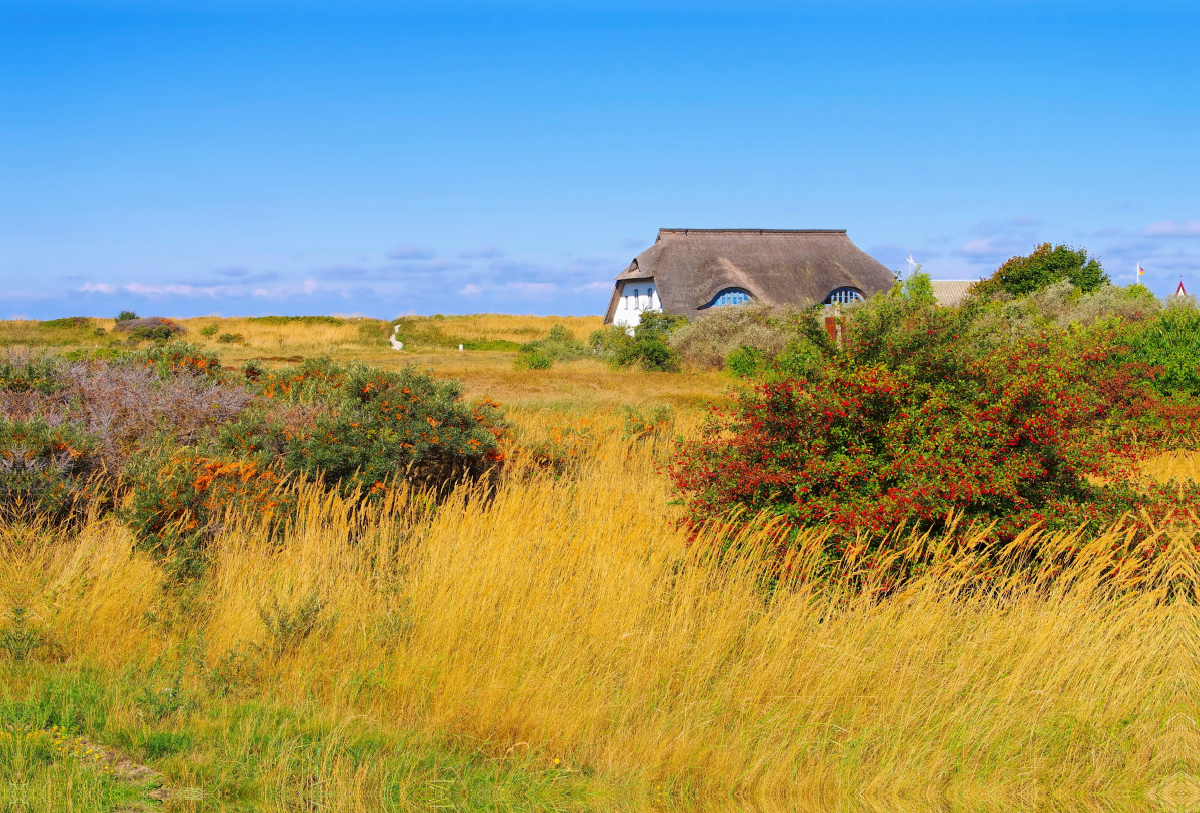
[670, 287, 1170, 551]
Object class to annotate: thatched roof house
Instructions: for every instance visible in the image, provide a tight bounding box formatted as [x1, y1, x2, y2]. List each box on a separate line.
[604, 228, 897, 327]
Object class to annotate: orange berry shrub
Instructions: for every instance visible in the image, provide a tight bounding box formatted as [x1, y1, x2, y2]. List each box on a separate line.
[121, 451, 293, 574]
[2, 345, 508, 572]
[217, 357, 508, 495]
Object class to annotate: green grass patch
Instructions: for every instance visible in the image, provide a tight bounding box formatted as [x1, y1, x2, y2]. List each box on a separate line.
[0, 660, 610, 812]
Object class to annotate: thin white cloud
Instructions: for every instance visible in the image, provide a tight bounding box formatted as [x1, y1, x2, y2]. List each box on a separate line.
[457, 245, 503, 259]
[80, 282, 116, 293]
[1144, 220, 1200, 237]
[508, 282, 556, 295]
[459, 283, 483, 295]
[386, 242, 437, 260]
[124, 282, 220, 296]
[957, 238, 1004, 258]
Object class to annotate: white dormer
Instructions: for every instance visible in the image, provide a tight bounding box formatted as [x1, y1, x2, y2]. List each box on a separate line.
[613, 280, 661, 329]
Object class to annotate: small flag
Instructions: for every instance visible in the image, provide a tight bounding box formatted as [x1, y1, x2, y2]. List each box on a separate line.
[1177, 278, 1188, 297]
[1137, 263, 1144, 278]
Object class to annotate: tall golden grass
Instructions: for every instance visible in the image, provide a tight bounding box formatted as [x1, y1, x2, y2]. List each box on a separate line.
[3, 413, 1196, 808]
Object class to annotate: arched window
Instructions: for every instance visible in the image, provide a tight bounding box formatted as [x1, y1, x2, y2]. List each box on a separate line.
[700, 288, 752, 309]
[825, 287, 864, 305]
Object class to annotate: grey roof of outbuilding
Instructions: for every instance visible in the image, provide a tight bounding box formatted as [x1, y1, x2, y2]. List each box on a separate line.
[929, 280, 977, 308]
[603, 229, 897, 324]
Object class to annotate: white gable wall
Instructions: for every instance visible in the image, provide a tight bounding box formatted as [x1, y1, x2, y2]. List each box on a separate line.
[613, 280, 661, 329]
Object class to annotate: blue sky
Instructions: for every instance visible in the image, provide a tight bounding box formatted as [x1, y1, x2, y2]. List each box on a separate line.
[2, 0, 1198, 319]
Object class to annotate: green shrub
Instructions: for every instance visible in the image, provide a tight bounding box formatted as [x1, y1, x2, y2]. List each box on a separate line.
[130, 342, 225, 381]
[199, 324, 219, 337]
[724, 346, 766, 378]
[514, 324, 586, 369]
[217, 333, 245, 344]
[0, 351, 63, 394]
[588, 325, 632, 360]
[602, 312, 687, 372]
[669, 302, 797, 370]
[1124, 300, 1200, 397]
[973, 243, 1109, 299]
[770, 334, 829, 382]
[116, 311, 138, 322]
[0, 418, 103, 524]
[131, 324, 175, 342]
[514, 351, 553, 370]
[41, 317, 93, 330]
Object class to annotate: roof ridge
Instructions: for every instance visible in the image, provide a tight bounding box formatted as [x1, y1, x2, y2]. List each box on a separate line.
[660, 228, 847, 235]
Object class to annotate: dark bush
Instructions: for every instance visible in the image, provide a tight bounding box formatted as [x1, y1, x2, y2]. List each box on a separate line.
[973, 243, 1109, 299]
[131, 325, 175, 342]
[113, 317, 185, 341]
[217, 333, 245, 345]
[116, 311, 138, 322]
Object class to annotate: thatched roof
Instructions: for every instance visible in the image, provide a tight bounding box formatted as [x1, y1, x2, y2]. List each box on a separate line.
[604, 229, 896, 324]
[929, 280, 976, 308]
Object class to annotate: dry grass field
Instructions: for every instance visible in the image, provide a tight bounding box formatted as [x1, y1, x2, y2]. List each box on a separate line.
[1, 314, 1198, 812]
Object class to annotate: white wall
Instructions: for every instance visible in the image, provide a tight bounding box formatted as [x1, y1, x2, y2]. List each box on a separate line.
[613, 281, 661, 329]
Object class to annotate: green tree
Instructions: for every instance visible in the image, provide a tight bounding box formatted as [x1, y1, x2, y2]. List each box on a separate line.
[900, 266, 937, 305]
[976, 243, 1108, 298]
